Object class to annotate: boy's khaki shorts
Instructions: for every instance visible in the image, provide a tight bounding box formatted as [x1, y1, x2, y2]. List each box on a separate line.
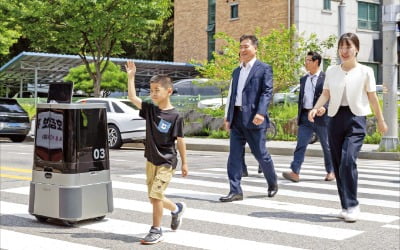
[146, 161, 175, 200]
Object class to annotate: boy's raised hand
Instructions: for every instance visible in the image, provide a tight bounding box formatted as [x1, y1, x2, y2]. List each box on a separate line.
[125, 60, 136, 78]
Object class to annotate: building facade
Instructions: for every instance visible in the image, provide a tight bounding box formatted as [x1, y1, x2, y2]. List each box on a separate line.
[174, 0, 290, 62]
[174, 0, 384, 82]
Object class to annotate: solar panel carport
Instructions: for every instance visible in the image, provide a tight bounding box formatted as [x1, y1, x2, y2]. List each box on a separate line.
[0, 51, 198, 98]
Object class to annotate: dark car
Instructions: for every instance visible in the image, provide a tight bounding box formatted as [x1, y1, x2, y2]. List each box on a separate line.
[0, 98, 30, 142]
[173, 78, 221, 96]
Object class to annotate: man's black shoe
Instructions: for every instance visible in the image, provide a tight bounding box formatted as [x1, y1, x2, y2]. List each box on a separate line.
[258, 165, 262, 174]
[242, 170, 248, 177]
[219, 193, 243, 202]
[267, 184, 278, 197]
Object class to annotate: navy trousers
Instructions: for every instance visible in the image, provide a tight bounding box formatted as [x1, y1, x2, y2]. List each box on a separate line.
[290, 111, 333, 174]
[328, 106, 366, 209]
[227, 109, 277, 194]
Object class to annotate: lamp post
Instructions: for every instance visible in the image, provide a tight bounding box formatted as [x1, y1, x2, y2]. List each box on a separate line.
[380, 0, 399, 151]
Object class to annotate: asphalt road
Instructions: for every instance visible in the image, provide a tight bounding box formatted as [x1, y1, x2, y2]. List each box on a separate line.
[1, 141, 399, 250]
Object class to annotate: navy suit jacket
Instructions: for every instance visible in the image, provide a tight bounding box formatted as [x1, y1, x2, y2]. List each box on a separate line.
[297, 71, 328, 126]
[226, 59, 273, 129]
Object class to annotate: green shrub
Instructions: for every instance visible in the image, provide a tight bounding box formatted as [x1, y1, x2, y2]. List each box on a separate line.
[209, 129, 229, 139]
[269, 103, 298, 121]
[200, 107, 225, 118]
[20, 103, 36, 120]
[364, 132, 382, 144]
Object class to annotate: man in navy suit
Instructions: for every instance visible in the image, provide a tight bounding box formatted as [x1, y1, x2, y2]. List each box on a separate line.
[220, 34, 278, 202]
[282, 51, 334, 182]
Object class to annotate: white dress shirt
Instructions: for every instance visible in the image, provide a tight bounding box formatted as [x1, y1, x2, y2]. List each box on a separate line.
[235, 57, 256, 106]
[324, 63, 376, 116]
[303, 71, 321, 109]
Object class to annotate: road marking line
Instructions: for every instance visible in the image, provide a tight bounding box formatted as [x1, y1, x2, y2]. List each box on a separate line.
[382, 224, 400, 229]
[0, 201, 307, 250]
[0, 174, 31, 181]
[207, 167, 400, 183]
[273, 164, 400, 175]
[113, 198, 363, 240]
[0, 229, 106, 250]
[184, 170, 400, 196]
[123, 174, 400, 209]
[0, 166, 32, 173]
[4, 183, 398, 223]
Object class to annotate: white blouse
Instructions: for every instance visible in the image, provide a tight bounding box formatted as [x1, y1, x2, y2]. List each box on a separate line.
[324, 63, 376, 117]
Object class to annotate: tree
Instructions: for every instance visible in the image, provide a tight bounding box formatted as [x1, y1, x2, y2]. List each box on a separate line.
[19, 0, 172, 97]
[64, 61, 126, 97]
[120, 2, 174, 61]
[0, 0, 21, 56]
[195, 25, 336, 94]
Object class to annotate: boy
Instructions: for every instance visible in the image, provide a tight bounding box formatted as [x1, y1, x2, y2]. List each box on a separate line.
[126, 60, 188, 245]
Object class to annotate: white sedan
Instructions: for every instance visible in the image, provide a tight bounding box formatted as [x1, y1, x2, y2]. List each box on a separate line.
[77, 98, 145, 149]
[197, 97, 227, 109]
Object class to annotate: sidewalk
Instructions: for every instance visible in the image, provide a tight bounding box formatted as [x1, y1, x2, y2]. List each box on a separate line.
[183, 137, 400, 161]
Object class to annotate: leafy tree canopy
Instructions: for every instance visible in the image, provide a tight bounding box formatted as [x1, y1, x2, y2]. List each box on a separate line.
[18, 0, 172, 97]
[0, 0, 21, 55]
[194, 25, 336, 95]
[64, 61, 126, 97]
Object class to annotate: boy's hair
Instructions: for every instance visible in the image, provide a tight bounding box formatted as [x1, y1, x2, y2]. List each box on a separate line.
[150, 74, 173, 89]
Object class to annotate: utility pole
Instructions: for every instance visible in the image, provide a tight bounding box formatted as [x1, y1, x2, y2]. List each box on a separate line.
[380, 0, 399, 151]
[338, 0, 346, 36]
[337, 0, 346, 64]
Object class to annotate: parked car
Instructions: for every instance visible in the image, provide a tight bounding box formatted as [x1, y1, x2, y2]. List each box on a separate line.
[376, 84, 400, 100]
[76, 98, 145, 149]
[273, 84, 300, 104]
[173, 78, 221, 96]
[197, 97, 227, 109]
[0, 98, 30, 142]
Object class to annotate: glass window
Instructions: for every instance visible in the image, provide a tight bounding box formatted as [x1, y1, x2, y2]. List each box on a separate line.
[208, 0, 215, 24]
[358, 2, 379, 31]
[86, 100, 110, 112]
[323, 0, 331, 10]
[0, 102, 25, 113]
[231, 4, 239, 19]
[360, 62, 379, 82]
[322, 58, 331, 72]
[112, 102, 124, 113]
[207, 0, 216, 61]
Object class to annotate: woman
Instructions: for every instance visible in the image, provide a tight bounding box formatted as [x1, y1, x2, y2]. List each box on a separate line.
[308, 32, 387, 222]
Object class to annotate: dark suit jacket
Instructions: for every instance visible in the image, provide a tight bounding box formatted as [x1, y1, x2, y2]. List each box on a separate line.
[226, 59, 273, 129]
[297, 71, 328, 126]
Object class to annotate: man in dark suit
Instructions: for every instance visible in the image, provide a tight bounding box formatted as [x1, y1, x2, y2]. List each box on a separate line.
[282, 51, 334, 182]
[220, 34, 278, 202]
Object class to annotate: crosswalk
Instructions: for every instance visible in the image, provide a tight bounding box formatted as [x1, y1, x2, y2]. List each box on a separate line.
[1, 158, 399, 249]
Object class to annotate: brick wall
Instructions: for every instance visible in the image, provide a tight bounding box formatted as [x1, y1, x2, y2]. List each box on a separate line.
[174, 0, 289, 62]
[174, 0, 208, 62]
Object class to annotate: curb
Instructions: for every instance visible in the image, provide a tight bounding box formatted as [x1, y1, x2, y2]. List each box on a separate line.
[25, 137, 399, 161]
[185, 143, 400, 161]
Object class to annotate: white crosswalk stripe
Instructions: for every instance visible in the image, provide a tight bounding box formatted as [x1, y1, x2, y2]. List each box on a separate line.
[121, 173, 400, 208]
[5, 183, 398, 224]
[0, 201, 305, 250]
[0, 229, 106, 250]
[181, 170, 400, 196]
[1, 159, 399, 249]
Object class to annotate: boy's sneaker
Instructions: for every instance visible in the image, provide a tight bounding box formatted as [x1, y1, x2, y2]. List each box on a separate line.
[344, 205, 360, 223]
[171, 202, 186, 231]
[141, 226, 164, 245]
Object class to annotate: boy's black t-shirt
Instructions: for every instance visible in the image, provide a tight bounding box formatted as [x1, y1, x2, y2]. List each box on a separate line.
[139, 101, 184, 169]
